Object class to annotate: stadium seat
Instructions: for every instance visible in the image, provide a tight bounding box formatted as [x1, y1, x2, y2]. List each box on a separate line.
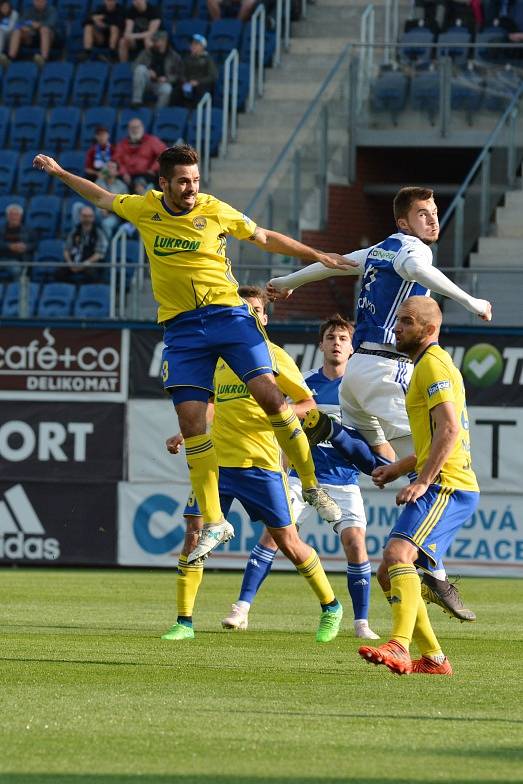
[32, 239, 65, 282]
[44, 107, 81, 152]
[17, 150, 51, 198]
[484, 68, 519, 111]
[53, 152, 85, 196]
[437, 27, 471, 65]
[3, 61, 39, 105]
[107, 63, 133, 108]
[187, 107, 223, 156]
[411, 70, 440, 124]
[72, 61, 109, 108]
[74, 283, 110, 318]
[1, 280, 39, 317]
[0, 107, 10, 148]
[37, 61, 75, 107]
[451, 66, 483, 121]
[80, 107, 117, 149]
[152, 107, 190, 145]
[370, 70, 409, 124]
[57, 0, 90, 21]
[208, 19, 243, 64]
[26, 195, 62, 239]
[37, 282, 76, 318]
[0, 150, 19, 195]
[66, 20, 85, 61]
[215, 62, 250, 112]
[240, 22, 276, 67]
[0, 282, 4, 307]
[196, 0, 211, 19]
[116, 107, 152, 140]
[398, 26, 434, 67]
[9, 106, 45, 151]
[475, 26, 508, 64]
[172, 19, 209, 54]
[124, 239, 141, 285]
[162, 0, 194, 23]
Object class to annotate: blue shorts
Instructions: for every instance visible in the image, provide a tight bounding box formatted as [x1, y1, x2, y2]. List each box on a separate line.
[388, 484, 480, 569]
[184, 466, 294, 528]
[162, 304, 276, 403]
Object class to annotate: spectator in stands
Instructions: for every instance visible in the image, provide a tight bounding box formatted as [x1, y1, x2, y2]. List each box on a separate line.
[207, 0, 259, 22]
[178, 34, 218, 108]
[80, 0, 124, 62]
[0, 204, 35, 281]
[0, 0, 57, 67]
[95, 160, 128, 238]
[84, 126, 115, 181]
[0, 1, 18, 56]
[118, 0, 161, 63]
[131, 29, 184, 109]
[58, 205, 107, 284]
[114, 117, 166, 187]
[443, 0, 483, 32]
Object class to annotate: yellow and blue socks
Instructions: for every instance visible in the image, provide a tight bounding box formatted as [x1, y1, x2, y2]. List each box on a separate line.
[296, 550, 336, 605]
[268, 409, 317, 489]
[412, 593, 444, 662]
[388, 563, 420, 650]
[184, 434, 222, 523]
[176, 554, 204, 627]
[347, 560, 372, 621]
[238, 544, 277, 605]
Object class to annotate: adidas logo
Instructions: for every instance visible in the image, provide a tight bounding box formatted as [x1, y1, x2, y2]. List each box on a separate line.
[151, 213, 162, 221]
[289, 428, 302, 440]
[389, 595, 401, 604]
[0, 484, 60, 560]
[353, 578, 368, 586]
[248, 558, 259, 568]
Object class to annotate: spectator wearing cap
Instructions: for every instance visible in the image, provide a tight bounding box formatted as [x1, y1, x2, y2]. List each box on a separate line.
[178, 33, 218, 108]
[131, 29, 184, 108]
[207, 0, 259, 22]
[84, 126, 115, 180]
[80, 0, 124, 62]
[95, 160, 128, 238]
[118, 0, 160, 62]
[0, 203, 35, 281]
[113, 117, 166, 187]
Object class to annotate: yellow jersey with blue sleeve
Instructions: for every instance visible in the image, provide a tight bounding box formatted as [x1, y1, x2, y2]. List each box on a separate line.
[111, 190, 257, 322]
[406, 343, 479, 492]
[211, 343, 312, 471]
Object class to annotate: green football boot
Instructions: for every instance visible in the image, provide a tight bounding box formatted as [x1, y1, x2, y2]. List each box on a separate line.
[316, 602, 343, 643]
[161, 623, 195, 641]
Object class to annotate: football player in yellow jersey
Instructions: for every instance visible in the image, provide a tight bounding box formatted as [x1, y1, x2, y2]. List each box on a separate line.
[33, 145, 353, 563]
[358, 297, 480, 676]
[161, 287, 343, 642]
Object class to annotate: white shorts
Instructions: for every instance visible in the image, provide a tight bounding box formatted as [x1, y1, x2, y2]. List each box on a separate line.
[288, 475, 367, 535]
[338, 352, 413, 446]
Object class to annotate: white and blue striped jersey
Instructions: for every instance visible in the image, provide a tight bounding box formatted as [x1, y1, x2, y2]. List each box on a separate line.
[290, 368, 359, 487]
[348, 232, 431, 351]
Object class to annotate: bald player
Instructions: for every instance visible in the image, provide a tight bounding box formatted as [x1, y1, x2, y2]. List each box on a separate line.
[358, 297, 480, 676]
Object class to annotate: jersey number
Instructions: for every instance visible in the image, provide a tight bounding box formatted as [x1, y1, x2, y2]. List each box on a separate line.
[363, 265, 377, 291]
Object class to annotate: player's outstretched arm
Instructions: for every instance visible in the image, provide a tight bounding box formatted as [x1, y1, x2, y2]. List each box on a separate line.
[33, 154, 116, 212]
[249, 226, 358, 270]
[267, 252, 363, 299]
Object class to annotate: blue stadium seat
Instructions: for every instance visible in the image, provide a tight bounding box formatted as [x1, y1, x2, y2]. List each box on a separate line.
[37, 282, 76, 317]
[0, 107, 10, 148]
[0, 151, 19, 195]
[116, 107, 152, 140]
[66, 20, 85, 61]
[17, 150, 51, 198]
[123, 239, 141, 285]
[208, 19, 243, 64]
[411, 70, 440, 123]
[74, 283, 110, 318]
[152, 107, 190, 145]
[26, 195, 62, 239]
[398, 27, 434, 67]
[37, 61, 75, 107]
[44, 107, 81, 152]
[3, 61, 39, 105]
[54, 152, 85, 196]
[484, 68, 518, 111]
[72, 61, 109, 108]
[107, 63, 133, 108]
[57, 0, 90, 21]
[80, 106, 117, 148]
[0, 283, 4, 308]
[196, 0, 210, 19]
[1, 281, 39, 317]
[187, 107, 223, 156]
[240, 22, 276, 67]
[32, 239, 65, 282]
[451, 66, 483, 120]
[163, 0, 194, 23]
[476, 26, 508, 64]
[9, 106, 45, 150]
[370, 70, 409, 124]
[437, 27, 471, 65]
[215, 62, 250, 111]
[172, 18, 209, 54]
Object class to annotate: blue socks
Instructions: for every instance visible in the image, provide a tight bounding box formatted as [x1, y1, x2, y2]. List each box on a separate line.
[329, 421, 390, 475]
[238, 544, 277, 604]
[347, 561, 372, 621]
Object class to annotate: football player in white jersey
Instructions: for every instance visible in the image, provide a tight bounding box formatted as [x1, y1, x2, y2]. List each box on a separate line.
[267, 186, 490, 621]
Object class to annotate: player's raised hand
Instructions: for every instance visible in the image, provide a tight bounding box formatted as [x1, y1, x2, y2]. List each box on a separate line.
[166, 433, 184, 454]
[266, 282, 292, 301]
[33, 154, 64, 177]
[478, 300, 492, 322]
[317, 253, 360, 270]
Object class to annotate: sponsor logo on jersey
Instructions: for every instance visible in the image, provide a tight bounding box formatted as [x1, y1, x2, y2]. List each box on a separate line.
[368, 247, 397, 262]
[0, 484, 60, 561]
[153, 236, 201, 256]
[215, 382, 250, 402]
[192, 216, 207, 230]
[427, 380, 451, 397]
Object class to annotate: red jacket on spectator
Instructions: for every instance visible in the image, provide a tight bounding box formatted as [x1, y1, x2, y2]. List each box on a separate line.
[114, 133, 166, 180]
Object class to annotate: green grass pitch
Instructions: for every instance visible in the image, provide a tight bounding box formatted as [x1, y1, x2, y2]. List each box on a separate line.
[0, 568, 522, 784]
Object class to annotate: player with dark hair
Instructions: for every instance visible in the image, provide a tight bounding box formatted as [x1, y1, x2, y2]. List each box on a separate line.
[162, 287, 343, 643]
[33, 145, 350, 563]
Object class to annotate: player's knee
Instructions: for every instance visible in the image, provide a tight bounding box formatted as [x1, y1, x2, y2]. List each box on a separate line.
[340, 527, 367, 562]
